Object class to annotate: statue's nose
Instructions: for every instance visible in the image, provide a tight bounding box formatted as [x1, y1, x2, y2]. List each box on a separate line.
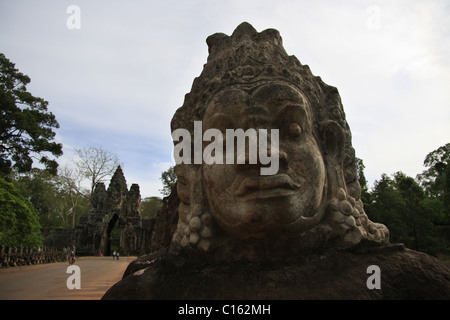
[235, 136, 287, 171]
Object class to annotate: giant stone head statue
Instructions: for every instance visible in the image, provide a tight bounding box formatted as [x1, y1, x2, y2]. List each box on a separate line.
[169, 22, 389, 260]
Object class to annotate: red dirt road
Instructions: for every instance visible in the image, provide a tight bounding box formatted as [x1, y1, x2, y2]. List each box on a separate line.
[0, 256, 134, 300]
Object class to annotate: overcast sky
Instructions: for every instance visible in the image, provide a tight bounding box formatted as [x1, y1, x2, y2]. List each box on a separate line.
[1, 0, 449, 198]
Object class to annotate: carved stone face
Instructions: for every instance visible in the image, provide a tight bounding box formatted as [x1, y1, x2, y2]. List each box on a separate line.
[202, 82, 327, 239]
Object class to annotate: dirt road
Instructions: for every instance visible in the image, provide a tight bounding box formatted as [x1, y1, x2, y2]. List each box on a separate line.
[0, 256, 134, 300]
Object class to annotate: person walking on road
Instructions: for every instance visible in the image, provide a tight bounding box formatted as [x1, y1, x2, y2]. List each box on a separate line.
[112, 251, 116, 260]
[116, 252, 119, 260]
[69, 251, 76, 265]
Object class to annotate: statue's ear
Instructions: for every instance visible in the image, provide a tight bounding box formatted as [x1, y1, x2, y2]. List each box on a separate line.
[321, 120, 346, 195]
[322, 120, 345, 161]
[174, 164, 190, 205]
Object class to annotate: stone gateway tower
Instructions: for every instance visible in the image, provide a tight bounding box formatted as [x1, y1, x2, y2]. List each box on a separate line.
[74, 166, 152, 256]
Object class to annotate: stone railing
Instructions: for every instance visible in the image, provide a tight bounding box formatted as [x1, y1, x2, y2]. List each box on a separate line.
[0, 245, 72, 268]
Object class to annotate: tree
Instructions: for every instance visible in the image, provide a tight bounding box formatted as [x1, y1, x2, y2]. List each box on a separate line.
[366, 171, 438, 254]
[12, 169, 66, 228]
[0, 176, 43, 248]
[365, 173, 408, 243]
[141, 196, 163, 219]
[393, 172, 436, 252]
[417, 143, 450, 224]
[160, 166, 177, 197]
[0, 53, 62, 176]
[73, 146, 121, 198]
[57, 165, 90, 227]
[362, 144, 450, 256]
[12, 168, 89, 228]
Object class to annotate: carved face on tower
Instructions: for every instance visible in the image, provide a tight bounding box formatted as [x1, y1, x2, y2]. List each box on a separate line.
[202, 82, 327, 238]
[170, 22, 389, 254]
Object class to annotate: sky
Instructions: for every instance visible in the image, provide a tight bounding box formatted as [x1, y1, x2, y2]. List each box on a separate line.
[1, 0, 449, 198]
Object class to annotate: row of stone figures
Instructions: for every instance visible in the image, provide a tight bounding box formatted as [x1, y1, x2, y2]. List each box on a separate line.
[0, 245, 73, 268]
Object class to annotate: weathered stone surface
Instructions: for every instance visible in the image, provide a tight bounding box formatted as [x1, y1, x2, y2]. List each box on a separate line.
[147, 183, 179, 254]
[72, 166, 152, 256]
[44, 166, 162, 257]
[103, 22, 450, 299]
[103, 244, 450, 300]
[167, 22, 389, 259]
[41, 228, 73, 250]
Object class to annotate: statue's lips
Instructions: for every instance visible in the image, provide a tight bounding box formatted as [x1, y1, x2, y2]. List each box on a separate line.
[230, 174, 301, 197]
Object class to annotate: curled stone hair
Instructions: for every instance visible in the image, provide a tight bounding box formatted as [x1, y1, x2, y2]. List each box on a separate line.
[170, 22, 389, 257]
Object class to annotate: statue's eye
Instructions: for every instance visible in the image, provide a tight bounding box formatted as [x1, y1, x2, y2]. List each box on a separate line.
[289, 123, 302, 138]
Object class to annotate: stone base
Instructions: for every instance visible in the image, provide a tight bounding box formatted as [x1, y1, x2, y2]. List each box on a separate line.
[102, 244, 450, 300]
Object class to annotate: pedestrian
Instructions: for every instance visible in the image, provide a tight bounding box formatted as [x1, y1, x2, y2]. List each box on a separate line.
[116, 252, 119, 260]
[69, 251, 76, 265]
[113, 251, 116, 260]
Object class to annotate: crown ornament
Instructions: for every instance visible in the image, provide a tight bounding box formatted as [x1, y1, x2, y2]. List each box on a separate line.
[172, 22, 327, 131]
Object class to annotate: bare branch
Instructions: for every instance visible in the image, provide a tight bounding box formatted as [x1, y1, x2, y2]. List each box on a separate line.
[73, 146, 121, 197]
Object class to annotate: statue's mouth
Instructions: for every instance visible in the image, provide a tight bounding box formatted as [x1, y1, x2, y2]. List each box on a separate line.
[229, 174, 301, 198]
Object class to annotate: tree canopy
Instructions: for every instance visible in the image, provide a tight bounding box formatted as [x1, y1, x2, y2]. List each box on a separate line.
[12, 168, 90, 229]
[0, 53, 62, 176]
[361, 143, 450, 256]
[0, 176, 43, 248]
[418, 143, 450, 224]
[141, 196, 163, 219]
[160, 166, 177, 197]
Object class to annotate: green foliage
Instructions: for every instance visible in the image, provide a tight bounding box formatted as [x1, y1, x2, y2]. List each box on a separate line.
[141, 196, 163, 219]
[417, 143, 450, 224]
[160, 166, 177, 197]
[365, 172, 438, 254]
[365, 174, 407, 242]
[0, 176, 43, 248]
[12, 169, 90, 228]
[0, 53, 62, 176]
[363, 143, 450, 256]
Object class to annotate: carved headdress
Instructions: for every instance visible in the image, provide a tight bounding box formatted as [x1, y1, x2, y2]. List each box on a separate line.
[172, 22, 324, 130]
